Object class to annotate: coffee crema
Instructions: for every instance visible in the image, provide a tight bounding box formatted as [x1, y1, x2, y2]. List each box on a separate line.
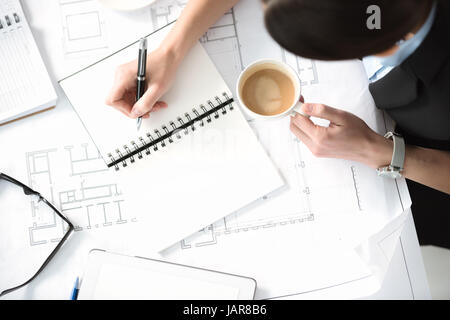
[241, 68, 295, 116]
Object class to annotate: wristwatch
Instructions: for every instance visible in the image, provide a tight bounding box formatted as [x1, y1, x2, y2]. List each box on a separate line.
[376, 132, 405, 179]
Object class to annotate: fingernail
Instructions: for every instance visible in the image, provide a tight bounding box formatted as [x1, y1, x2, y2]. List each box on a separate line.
[131, 108, 142, 118]
[157, 101, 168, 108]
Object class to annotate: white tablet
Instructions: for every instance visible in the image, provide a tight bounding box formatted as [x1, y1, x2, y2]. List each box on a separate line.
[78, 249, 256, 300]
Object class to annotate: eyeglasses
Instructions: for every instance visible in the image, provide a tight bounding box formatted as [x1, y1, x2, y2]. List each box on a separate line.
[0, 172, 74, 297]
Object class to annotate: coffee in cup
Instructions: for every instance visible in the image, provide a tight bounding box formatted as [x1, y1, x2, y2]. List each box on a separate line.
[241, 68, 295, 116]
[237, 59, 307, 119]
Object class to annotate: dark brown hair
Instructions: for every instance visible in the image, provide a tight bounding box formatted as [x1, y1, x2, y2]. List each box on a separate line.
[263, 0, 433, 60]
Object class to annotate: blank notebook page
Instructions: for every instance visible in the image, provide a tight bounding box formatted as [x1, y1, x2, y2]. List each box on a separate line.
[0, 0, 56, 124]
[60, 24, 284, 252]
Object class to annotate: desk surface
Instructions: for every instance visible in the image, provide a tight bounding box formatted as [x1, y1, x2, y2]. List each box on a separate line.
[13, 0, 430, 299]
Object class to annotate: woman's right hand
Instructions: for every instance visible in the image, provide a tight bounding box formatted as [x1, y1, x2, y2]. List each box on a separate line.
[105, 46, 181, 119]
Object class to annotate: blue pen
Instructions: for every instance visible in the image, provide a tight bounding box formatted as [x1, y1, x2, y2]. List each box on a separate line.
[71, 277, 79, 300]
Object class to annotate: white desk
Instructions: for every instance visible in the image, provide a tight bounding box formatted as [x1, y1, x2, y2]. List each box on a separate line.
[10, 0, 431, 300]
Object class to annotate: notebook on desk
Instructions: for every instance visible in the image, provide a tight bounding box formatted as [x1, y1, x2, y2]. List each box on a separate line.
[0, 0, 57, 126]
[59, 23, 284, 252]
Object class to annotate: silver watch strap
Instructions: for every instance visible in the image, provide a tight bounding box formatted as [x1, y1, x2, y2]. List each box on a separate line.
[385, 132, 405, 171]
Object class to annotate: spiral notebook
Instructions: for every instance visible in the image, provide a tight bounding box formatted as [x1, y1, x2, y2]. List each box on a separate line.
[60, 23, 284, 252]
[0, 0, 56, 125]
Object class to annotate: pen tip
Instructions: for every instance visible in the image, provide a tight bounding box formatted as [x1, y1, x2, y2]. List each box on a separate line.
[136, 118, 142, 131]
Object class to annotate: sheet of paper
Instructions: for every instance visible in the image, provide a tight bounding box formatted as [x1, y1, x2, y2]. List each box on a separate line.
[0, 91, 138, 245]
[139, 0, 409, 298]
[0, 89, 141, 299]
[59, 26, 284, 252]
[0, 0, 411, 299]
[23, 0, 183, 80]
[0, 178, 66, 295]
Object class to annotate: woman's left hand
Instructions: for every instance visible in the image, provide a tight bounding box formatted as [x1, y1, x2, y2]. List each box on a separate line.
[290, 103, 393, 169]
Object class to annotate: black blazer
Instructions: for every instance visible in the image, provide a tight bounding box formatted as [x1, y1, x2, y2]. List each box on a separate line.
[368, 1, 450, 248]
[369, 0, 450, 151]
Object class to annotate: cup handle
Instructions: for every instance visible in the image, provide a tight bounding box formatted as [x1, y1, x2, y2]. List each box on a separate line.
[290, 101, 310, 118]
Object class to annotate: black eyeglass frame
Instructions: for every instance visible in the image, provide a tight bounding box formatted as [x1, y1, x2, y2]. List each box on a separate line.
[0, 172, 75, 297]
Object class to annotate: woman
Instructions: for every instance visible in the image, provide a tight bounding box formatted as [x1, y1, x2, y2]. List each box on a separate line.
[106, 0, 450, 248]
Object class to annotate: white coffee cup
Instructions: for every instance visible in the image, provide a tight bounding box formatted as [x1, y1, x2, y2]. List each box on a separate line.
[236, 59, 308, 120]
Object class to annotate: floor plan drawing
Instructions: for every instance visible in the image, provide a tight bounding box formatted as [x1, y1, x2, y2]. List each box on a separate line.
[199, 9, 245, 91]
[351, 165, 363, 211]
[149, 0, 185, 31]
[59, 0, 108, 57]
[147, 0, 319, 92]
[25, 148, 63, 246]
[282, 51, 319, 86]
[127, 0, 361, 251]
[201, 4, 319, 93]
[179, 117, 362, 250]
[65, 143, 107, 176]
[25, 143, 136, 246]
[24, 0, 358, 252]
[5, 0, 409, 301]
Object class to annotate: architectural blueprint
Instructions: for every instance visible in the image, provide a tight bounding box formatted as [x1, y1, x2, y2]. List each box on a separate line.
[148, 0, 319, 95]
[25, 143, 135, 246]
[26, 0, 330, 253]
[108, 0, 406, 298]
[29, 0, 319, 85]
[127, 0, 363, 252]
[59, 0, 108, 57]
[0, 0, 411, 299]
[159, 56, 409, 298]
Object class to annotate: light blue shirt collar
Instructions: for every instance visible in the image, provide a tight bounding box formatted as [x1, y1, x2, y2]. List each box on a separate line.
[363, 1, 437, 80]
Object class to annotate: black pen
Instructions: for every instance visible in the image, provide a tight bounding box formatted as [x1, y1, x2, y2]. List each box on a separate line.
[136, 38, 147, 131]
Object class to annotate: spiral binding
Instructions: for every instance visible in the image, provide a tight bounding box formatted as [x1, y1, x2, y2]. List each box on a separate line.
[0, 12, 21, 30]
[107, 92, 235, 171]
